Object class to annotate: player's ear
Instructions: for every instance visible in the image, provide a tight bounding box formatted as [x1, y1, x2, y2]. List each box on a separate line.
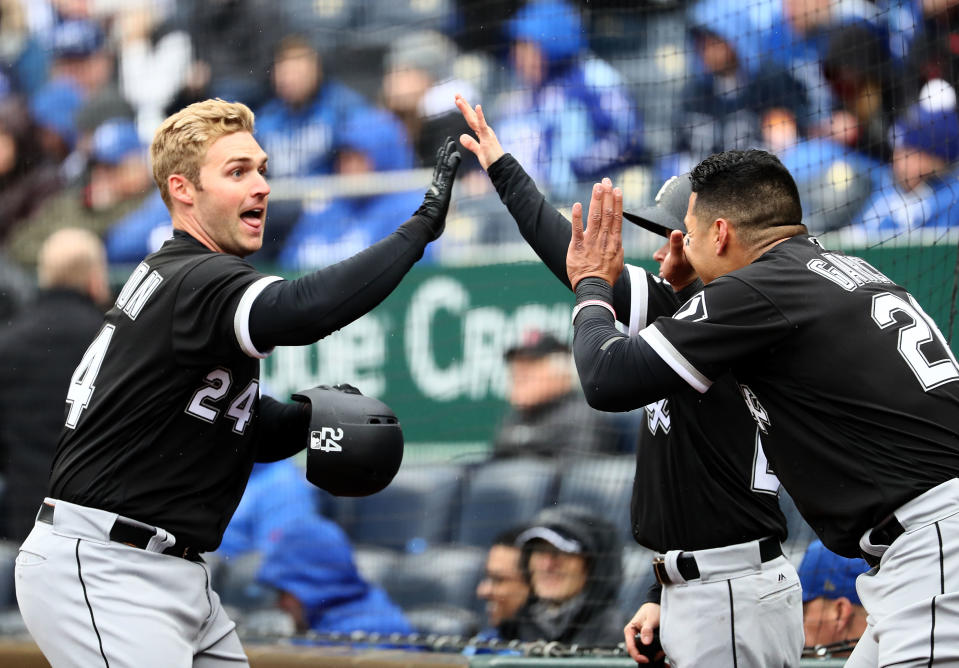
[168, 174, 195, 206]
[834, 597, 854, 631]
[714, 218, 731, 255]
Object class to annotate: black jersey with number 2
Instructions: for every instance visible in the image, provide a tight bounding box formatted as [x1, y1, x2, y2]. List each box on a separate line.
[49, 234, 281, 551]
[486, 153, 786, 554]
[637, 235, 959, 556]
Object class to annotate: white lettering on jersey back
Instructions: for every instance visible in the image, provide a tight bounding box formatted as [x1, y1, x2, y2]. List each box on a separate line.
[807, 252, 892, 292]
[114, 261, 163, 320]
[115, 262, 149, 309]
[739, 384, 771, 434]
[645, 399, 671, 435]
[674, 293, 708, 322]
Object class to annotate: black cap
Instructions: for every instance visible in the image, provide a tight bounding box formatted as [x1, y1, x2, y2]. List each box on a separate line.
[623, 173, 692, 237]
[504, 331, 569, 361]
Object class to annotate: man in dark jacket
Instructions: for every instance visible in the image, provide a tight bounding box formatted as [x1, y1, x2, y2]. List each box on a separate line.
[0, 228, 108, 542]
[501, 505, 623, 646]
[492, 330, 623, 459]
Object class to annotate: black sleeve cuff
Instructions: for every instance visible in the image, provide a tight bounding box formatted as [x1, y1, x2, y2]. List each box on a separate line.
[575, 277, 615, 304]
[486, 153, 515, 185]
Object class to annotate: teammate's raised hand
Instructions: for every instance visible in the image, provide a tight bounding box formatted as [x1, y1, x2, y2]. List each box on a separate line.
[414, 136, 461, 240]
[655, 229, 698, 290]
[455, 94, 504, 170]
[566, 178, 624, 290]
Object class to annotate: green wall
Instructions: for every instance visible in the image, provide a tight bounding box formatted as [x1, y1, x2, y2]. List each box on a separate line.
[260, 245, 959, 450]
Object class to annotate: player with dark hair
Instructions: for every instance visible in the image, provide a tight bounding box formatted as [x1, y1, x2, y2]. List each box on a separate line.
[566, 147, 959, 667]
[456, 96, 803, 666]
[14, 98, 460, 667]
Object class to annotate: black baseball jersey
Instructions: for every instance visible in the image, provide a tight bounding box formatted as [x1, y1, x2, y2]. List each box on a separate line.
[623, 266, 786, 552]
[486, 154, 786, 553]
[49, 233, 281, 552]
[634, 235, 959, 557]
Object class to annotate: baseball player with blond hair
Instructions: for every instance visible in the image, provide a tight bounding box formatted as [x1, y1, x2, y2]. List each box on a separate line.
[15, 98, 460, 667]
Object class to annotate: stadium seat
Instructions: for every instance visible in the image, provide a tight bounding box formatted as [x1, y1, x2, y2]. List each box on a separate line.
[212, 551, 277, 611]
[455, 457, 560, 547]
[339, 463, 465, 551]
[555, 454, 635, 543]
[352, 545, 402, 589]
[380, 544, 486, 612]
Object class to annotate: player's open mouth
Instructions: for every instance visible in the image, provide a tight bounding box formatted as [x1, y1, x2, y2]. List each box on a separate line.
[240, 208, 264, 225]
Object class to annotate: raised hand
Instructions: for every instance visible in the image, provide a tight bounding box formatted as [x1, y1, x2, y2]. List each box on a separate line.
[455, 94, 504, 170]
[566, 178, 625, 290]
[414, 136, 461, 240]
[659, 229, 699, 290]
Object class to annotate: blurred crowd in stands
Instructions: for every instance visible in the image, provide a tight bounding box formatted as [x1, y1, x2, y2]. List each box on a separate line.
[2, 0, 959, 286]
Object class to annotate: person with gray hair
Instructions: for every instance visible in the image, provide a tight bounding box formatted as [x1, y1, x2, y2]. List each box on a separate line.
[0, 228, 109, 543]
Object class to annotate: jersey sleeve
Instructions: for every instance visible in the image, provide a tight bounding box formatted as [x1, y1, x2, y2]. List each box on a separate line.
[639, 275, 792, 391]
[172, 254, 280, 364]
[622, 264, 683, 335]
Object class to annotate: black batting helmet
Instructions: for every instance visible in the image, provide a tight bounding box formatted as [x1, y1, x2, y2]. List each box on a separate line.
[291, 384, 403, 497]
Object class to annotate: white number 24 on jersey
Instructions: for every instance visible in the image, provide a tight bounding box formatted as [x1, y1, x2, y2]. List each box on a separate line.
[65, 325, 115, 429]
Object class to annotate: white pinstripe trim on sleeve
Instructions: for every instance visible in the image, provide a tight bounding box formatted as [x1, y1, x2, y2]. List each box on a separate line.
[625, 264, 648, 335]
[639, 325, 713, 393]
[234, 276, 283, 359]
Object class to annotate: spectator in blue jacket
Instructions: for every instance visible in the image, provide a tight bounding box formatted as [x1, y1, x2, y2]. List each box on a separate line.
[490, 0, 641, 201]
[850, 79, 959, 236]
[671, 0, 809, 175]
[219, 460, 411, 636]
[277, 106, 427, 271]
[255, 34, 371, 179]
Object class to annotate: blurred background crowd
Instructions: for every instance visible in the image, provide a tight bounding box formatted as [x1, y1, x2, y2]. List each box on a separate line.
[2, 0, 958, 288]
[0, 0, 956, 658]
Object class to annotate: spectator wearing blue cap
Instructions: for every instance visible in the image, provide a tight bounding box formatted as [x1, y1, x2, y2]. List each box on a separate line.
[850, 79, 959, 236]
[46, 19, 112, 98]
[7, 117, 153, 268]
[489, 0, 641, 201]
[798, 540, 869, 656]
[28, 78, 83, 160]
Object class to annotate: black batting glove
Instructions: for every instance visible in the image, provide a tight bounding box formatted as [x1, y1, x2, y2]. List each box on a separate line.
[414, 137, 461, 240]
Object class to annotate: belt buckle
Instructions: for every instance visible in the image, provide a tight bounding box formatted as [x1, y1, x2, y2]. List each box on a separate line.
[652, 556, 671, 585]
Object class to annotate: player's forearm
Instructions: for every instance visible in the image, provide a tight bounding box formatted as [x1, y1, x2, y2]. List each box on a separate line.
[254, 395, 311, 462]
[573, 278, 686, 411]
[248, 218, 432, 348]
[488, 154, 634, 318]
[489, 153, 574, 288]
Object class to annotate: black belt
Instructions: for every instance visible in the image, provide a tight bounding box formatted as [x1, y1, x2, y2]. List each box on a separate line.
[653, 536, 782, 585]
[37, 503, 201, 561]
[861, 514, 906, 567]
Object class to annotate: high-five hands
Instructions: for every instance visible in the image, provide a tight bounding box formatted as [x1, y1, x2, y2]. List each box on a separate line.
[454, 94, 504, 170]
[566, 178, 625, 290]
[415, 136, 461, 240]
